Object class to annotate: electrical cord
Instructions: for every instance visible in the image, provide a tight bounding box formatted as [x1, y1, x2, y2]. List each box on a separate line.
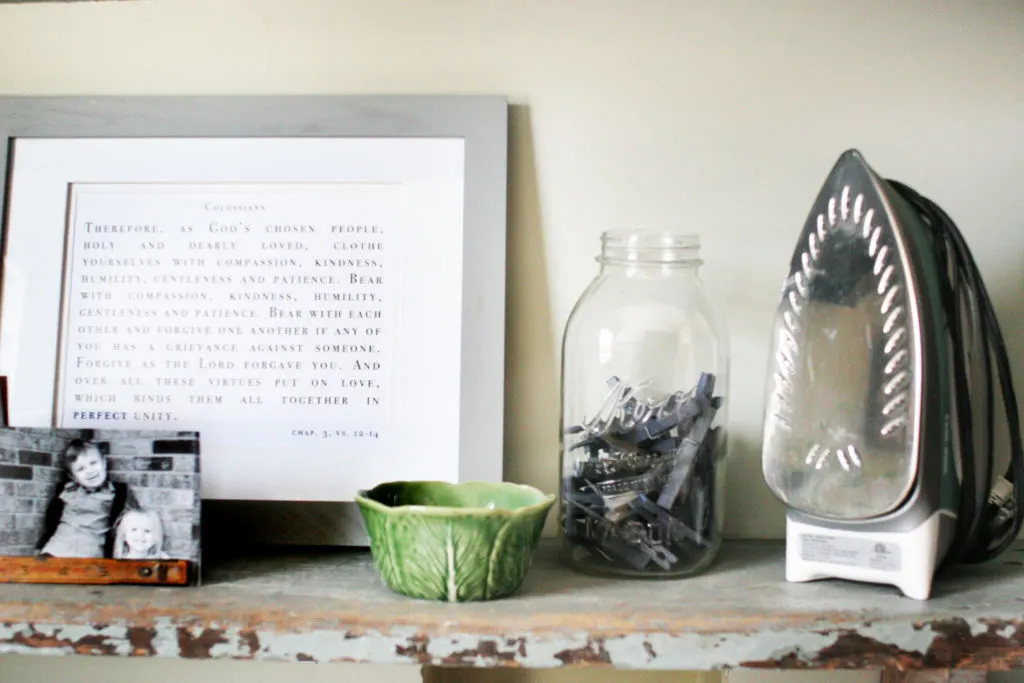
[887, 179, 1023, 566]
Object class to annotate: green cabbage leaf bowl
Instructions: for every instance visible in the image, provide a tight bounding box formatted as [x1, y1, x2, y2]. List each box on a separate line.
[356, 480, 555, 602]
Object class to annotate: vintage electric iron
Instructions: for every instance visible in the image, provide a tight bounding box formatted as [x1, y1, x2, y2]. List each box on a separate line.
[761, 149, 1023, 600]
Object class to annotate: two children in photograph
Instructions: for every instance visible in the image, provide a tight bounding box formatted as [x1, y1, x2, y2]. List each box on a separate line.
[35, 439, 169, 560]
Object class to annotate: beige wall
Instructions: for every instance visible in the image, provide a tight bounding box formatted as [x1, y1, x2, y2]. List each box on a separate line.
[1, 0, 1022, 681]
[0, 658, 421, 682]
[0, 656, 881, 683]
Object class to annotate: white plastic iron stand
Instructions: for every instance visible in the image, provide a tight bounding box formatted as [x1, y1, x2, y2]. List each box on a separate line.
[785, 511, 954, 600]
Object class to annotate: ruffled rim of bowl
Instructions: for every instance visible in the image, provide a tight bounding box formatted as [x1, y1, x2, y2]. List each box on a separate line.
[355, 480, 555, 518]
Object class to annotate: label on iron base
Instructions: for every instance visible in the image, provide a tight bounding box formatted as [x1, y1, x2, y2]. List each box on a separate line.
[800, 534, 901, 571]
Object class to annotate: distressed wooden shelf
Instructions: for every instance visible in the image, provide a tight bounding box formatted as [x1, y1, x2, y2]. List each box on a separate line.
[0, 539, 1022, 670]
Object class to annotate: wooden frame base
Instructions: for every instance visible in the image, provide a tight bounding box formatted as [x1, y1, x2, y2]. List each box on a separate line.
[0, 556, 191, 586]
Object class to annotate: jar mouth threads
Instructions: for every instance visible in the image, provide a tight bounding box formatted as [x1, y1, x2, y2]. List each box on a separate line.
[598, 231, 703, 265]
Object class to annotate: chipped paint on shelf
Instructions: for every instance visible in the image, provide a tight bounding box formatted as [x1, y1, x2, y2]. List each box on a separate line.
[1, 616, 1023, 669]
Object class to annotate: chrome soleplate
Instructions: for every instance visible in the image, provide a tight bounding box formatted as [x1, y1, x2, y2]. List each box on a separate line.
[761, 150, 923, 520]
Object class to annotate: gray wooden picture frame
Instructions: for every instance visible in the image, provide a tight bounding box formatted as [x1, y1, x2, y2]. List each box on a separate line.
[0, 95, 509, 546]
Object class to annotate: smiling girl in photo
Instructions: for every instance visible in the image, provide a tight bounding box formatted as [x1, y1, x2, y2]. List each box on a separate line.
[112, 508, 169, 559]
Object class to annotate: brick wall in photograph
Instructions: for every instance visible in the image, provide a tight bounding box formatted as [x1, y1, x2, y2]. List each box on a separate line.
[0, 428, 201, 561]
[0, 428, 75, 556]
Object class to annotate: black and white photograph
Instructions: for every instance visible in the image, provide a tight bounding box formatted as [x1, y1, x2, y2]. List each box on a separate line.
[0, 426, 201, 585]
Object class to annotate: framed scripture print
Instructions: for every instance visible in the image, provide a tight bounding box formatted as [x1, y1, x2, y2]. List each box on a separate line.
[0, 96, 508, 544]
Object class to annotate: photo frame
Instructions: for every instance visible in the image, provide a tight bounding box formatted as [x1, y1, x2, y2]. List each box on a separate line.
[0, 427, 201, 586]
[0, 96, 508, 545]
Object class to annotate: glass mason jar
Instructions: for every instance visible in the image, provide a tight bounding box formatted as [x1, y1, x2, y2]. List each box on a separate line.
[559, 231, 730, 578]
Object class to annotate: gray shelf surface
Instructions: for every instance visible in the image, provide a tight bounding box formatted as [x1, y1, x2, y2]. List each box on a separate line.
[0, 539, 1022, 670]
